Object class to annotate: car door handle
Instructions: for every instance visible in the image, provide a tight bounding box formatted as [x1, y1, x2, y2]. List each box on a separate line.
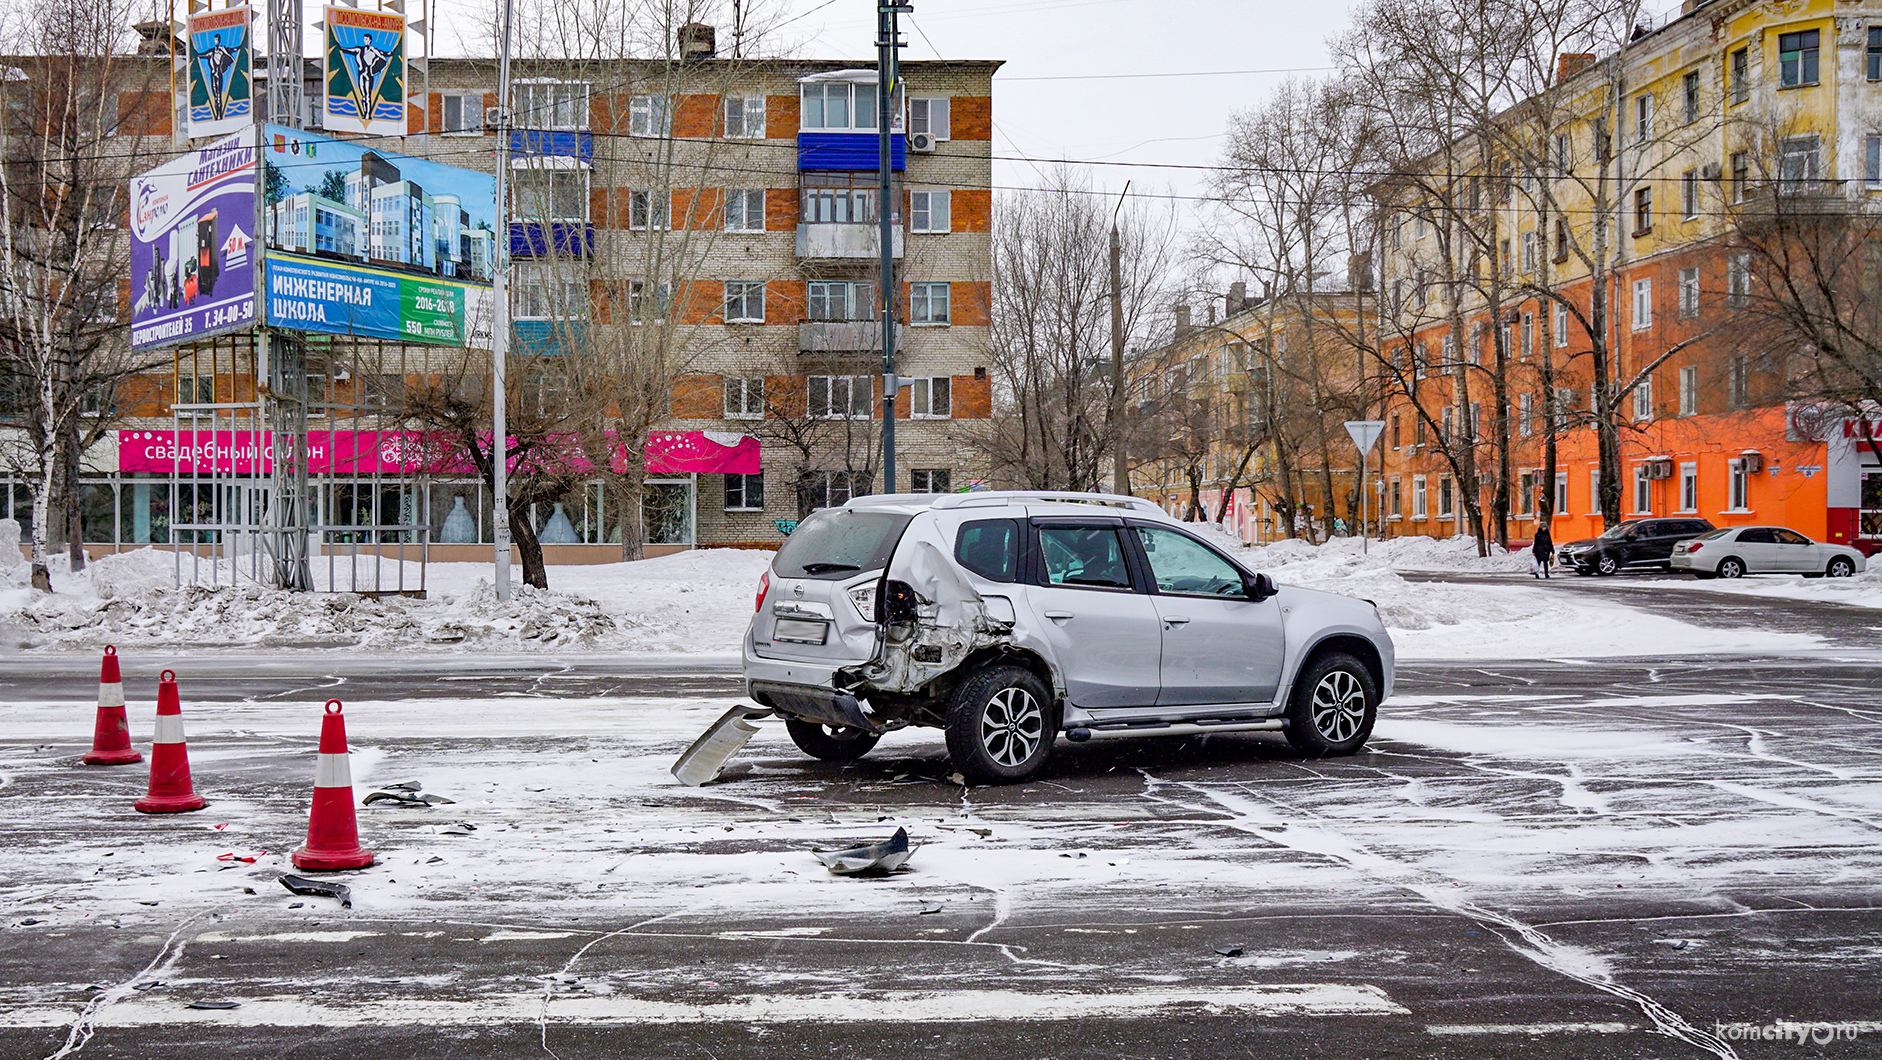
[1162, 616, 1191, 627]
[1043, 610, 1074, 620]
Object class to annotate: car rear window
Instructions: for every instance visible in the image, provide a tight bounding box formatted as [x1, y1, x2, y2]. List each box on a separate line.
[956, 519, 1020, 582]
[1694, 527, 1733, 541]
[772, 510, 914, 579]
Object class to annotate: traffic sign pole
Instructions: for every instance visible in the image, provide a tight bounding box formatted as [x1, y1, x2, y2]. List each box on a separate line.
[1343, 420, 1386, 556]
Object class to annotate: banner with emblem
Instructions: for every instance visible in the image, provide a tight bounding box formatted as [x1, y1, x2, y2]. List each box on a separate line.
[322, 6, 405, 135]
[187, 6, 253, 139]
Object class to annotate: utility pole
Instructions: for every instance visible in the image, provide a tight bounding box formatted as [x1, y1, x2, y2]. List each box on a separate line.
[490, 0, 515, 599]
[1109, 181, 1130, 495]
[876, 0, 910, 493]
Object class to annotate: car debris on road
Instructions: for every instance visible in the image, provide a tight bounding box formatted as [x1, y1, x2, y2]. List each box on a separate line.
[813, 827, 914, 877]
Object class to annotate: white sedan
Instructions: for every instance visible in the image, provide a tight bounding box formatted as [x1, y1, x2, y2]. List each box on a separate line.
[1670, 526, 1868, 580]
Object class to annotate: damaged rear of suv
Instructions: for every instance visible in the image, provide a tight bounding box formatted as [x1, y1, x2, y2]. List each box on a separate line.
[740, 491, 1394, 785]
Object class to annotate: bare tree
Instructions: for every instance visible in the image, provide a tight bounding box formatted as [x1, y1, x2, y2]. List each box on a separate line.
[0, 0, 169, 591]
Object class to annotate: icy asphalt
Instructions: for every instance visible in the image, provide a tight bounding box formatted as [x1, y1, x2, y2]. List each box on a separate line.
[2, 576, 1880, 1059]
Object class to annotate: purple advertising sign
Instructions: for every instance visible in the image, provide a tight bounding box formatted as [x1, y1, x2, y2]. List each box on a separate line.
[129, 130, 258, 350]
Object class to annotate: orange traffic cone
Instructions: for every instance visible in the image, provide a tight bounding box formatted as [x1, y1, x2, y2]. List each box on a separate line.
[135, 670, 206, 814]
[82, 645, 142, 766]
[291, 700, 373, 871]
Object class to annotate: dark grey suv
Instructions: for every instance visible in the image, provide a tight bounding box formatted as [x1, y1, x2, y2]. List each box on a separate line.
[1557, 517, 1716, 575]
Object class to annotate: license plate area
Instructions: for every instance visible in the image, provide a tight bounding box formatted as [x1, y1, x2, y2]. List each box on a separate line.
[773, 617, 830, 645]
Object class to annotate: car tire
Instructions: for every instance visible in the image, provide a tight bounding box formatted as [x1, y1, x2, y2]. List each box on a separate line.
[785, 719, 881, 762]
[944, 665, 1055, 785]
[1594, 552, 1620, 576]
[1284, 651, 1378, 758]
[1827, 557, 1857, 578]
[1716, 557, 1746, 579]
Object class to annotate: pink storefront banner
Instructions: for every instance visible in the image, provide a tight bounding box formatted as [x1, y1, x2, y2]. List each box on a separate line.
[118, 429, 759, 476]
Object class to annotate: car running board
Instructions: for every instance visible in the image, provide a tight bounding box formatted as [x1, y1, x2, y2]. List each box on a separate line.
[671, 705, 775, 786]
[1065, 718, 1285, 742]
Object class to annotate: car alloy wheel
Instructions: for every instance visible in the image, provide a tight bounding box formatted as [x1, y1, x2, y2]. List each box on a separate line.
[1310, 669, 1367, 744]
[981, 687, 1044, 768]
[1595, 552, 1619, 576]
[945, 665, 1057, 784]
[1717, 557, 1746, 579]
[1827, 557, 1856, 578]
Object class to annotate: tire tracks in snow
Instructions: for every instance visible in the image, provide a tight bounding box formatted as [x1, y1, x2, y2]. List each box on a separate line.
[1143, 773, 1738, 1059]
[42, 912, 204, 1059]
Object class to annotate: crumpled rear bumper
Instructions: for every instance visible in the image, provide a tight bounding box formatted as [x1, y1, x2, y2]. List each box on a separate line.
[747, 680, 880, 732]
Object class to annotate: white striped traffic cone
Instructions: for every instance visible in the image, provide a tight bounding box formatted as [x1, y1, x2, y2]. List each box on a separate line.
[83, 645, 141, 766]
[134, 670, 206, 813]
[291, 700, 373, 871]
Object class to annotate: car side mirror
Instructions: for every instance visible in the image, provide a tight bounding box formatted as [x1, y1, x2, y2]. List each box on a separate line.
[1244, 572, 1277, 602]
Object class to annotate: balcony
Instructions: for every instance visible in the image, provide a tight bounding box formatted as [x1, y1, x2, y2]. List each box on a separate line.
[796, 222, 904, 261]
[799, 320, 901, 354]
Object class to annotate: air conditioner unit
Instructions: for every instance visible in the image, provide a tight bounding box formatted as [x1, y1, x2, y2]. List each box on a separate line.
[1700, 162, 1721, 181]
[1642, 457, 1673, 480]
[908, 131, 937, 154]
[1737, 449, 1765, 473]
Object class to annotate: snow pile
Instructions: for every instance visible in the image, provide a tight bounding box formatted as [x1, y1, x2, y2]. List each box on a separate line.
[2, 546, 775, 654]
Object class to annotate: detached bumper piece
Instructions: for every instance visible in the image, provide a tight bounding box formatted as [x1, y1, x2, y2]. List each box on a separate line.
[671, 705, 775, 787]
[748, 681, 881, 734]
[814, 827, 915, 877]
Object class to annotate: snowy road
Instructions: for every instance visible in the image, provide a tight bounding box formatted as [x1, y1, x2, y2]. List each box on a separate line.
[3, 647, 1880, 1058]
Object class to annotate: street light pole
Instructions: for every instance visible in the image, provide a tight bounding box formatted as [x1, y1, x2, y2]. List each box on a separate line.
[877, 0, 910, 493]
[490, 0, 515, 599]
[1109, 181, 1130, 496]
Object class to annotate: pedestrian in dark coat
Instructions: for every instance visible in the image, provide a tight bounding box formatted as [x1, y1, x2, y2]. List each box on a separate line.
[1532, 525, 1554, 579]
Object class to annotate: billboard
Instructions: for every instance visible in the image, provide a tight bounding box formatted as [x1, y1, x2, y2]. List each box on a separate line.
[261, 125, 495, 347]
[129, 130, 258, 350]
[322, 7, 405, 135]
[187, 7, 253, 139]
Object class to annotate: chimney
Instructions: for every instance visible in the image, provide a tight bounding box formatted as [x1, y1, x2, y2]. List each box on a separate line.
[678, 23, 717, 62]
[1207, 302, 1217, 325]
[1227, 281, 1247, 315]
[1556, 52, 1595, 83]
[1174, 304, 1192, 338]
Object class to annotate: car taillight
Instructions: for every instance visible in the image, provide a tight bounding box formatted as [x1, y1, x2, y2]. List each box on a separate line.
[754, 572, 770, 612]
[1687, 543, 1703, 552]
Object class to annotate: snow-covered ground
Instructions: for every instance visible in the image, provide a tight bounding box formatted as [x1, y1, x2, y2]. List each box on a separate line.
[0, 530, 1843, 659]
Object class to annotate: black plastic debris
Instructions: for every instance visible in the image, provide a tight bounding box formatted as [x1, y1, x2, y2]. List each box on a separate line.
[813, 827, 914, 877]
[381, 781, 423, 792]
[919, 902, 943, 915]
[1215, 946, 1245, 957]
[16, 918, 42, 926]
[363, 790, 454, 807]
[279, 875, 353, 908]
[439, 822, 477, 836]
[132, 981, 161, 992]
[187, 1000, 241, 1010]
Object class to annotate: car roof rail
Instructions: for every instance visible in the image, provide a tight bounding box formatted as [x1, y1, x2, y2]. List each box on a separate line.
[929, 490, 1165, 514]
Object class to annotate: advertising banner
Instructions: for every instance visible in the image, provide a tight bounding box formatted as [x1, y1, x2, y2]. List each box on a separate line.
[322, 6, 405, 135]
[128, 130, 258, 350]
[262, 125, 495, 346]
[187, 7, 252, 139]
[120, 429, 762, 476]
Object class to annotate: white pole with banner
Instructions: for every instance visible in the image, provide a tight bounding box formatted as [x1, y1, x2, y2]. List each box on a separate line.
[1344, 420, 1385, 555]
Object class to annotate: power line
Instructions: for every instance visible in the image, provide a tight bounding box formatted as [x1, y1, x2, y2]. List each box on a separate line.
[999, 66, 1335, 82]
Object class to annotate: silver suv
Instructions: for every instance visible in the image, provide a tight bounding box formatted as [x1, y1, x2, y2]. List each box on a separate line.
[742, 491, 1394, 784]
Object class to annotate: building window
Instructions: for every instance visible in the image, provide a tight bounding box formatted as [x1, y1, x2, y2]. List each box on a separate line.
[1681, 168, 1698, 218]
[1729, 46, 1749, 104]
[1679, 462, 1698, 512]
[799, 80, 898, 132]
[1440, 333, 1455, 373]
[1779, 135, 1821, 190]
[1867, 134, 1882, 188]
[1440, 405, 1454, 444]
[1678, 266, 1700, 318]
[806, 280, 874, 321]
[1554, 301, 1568, 346]
[1870, 27, 1882, 81]
[1519, 391, 1534, 437]
[514, 81, 588, 128]
[1682, 70, 1701, 123]
[725, 188, 764, 232]
[1389, 478, 1402, 518]
[628, 280, 671, 321]
[1553, 471, 1568, 515]
[1634, 375, 1653, 421]
[1589, 467, 1601, 515]
[1633, 185, 1652, 235]
[1553, 217, 1570, 263]
[1411, 475, 1428, 519]
[910, 190, 950, 233]
[722, 94, 765, 137]
[1520, 230, 1536, 272]
[1728, 458, 1750, 510]
[1778, 29, 1819, 87]
[512, 262, 585, 319]
[1633, 465, 1653, 514]
[724, 281, 765, 323]
[1729, 150, 1750, 202]
[1521, 311, 1534, 360]
[1414, 414, 1426, 446]
[1519, 471, 1537, 516]
[1679, 364, 1697, 416]
[910, 282, 950, 324]
[629, 94, 672, 137]
[1553, 131, 1571, 175]
[629, 189, 670, 230]
[908, 376, 951, 418]
[1728, 354, 1749, 408]
[909, 468, 951, 493]
[725, 472, 764, 511]
[1727, 252, 1750, 307]
[801, 173, 886, 223]
[1390, 412, 1401, 449]
[512, 167, 587, 222]
[1552, 386, 1575, 431]
[442, 93, 484, 133]
[808, 374, 874, 419]
[724, 376, 765, 419]
[802, 469, 872, 510]
[1438, 476, 1455, 519]
[1632, 277, 1652, 330]
[909, 96, 950, 139]
[1634, 92, 1653, 141]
